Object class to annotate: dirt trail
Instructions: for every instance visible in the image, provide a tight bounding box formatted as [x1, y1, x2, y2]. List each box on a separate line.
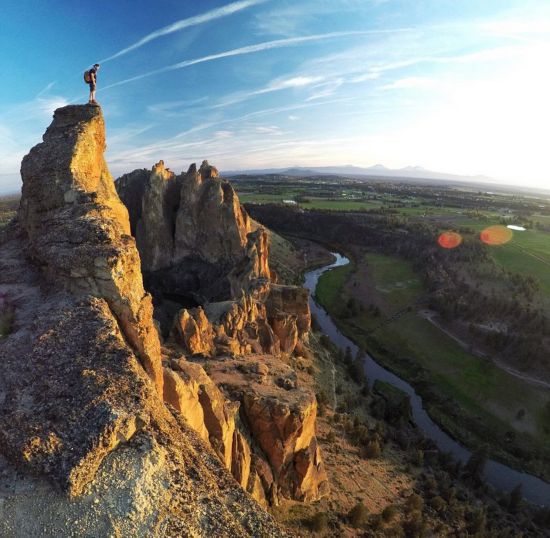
[419, 309, 550, 391]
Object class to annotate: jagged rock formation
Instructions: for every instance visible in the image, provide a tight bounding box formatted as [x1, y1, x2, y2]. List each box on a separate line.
[0, 105, 286, 536]
[173, 296, 278, 357]
[115, 151, 328, 506]
[116, 160, 270, 305]
[163, 355, 329, 505]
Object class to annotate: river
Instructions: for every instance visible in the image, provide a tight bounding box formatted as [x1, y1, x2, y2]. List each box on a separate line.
[304, 252, 550, 506]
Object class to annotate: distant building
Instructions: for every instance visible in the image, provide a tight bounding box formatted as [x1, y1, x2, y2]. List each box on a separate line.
[283, 200, 297, 205]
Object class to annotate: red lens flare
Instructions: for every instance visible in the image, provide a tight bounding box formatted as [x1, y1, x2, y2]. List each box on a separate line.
[480, 225, 513, 246]
[438, 231, 462, 249]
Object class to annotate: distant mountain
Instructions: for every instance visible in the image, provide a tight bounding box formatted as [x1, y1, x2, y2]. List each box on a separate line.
[223, 164, 494, 184]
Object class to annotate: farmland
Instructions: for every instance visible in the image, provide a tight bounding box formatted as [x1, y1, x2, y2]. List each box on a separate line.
[242, 174, 550, 479]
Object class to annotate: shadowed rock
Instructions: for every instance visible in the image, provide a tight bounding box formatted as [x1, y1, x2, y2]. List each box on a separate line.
[116, 159, 271, 303]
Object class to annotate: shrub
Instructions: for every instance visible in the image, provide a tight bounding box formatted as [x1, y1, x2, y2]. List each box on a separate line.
[348, 502, 369, 528]
[362, 439, 381, 459]
[402, 511, 425, 536]
[464, 447, 488, 485]
[406, 493, 423, 513]
[381, 504, 399, 523]
[430, 496, 447, 512]
[412, 449, 424, 467]
[0, 304, 14, 338]
[316, 391, 329, 406]
[467, 507, 487, 535]
[310, 512, 329, 532]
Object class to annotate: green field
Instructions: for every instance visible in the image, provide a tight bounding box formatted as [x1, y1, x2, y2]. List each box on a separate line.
[491, 229, 550, 297]
[316, 251, 550, 478]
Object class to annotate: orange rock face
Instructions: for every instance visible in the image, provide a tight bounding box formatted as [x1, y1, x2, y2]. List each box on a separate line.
[18, 105, 163, 394]
[173, 307, 214, 356]
[116, 160, 271, 302]
[203, 354, 329, 504]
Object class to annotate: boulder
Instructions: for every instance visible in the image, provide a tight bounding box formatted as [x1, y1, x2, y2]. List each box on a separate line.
[266, 284, 311, 342]
[163, 367, 209, 442]
[173, 307, 214, 356]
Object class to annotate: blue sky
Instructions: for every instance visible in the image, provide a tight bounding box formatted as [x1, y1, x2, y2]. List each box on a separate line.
[1, 0, 549, 193]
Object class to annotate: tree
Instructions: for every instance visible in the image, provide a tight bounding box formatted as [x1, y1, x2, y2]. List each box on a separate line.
[344, 346, 353, 366]
[310, 512, 328, 531]
[348, 502, 369, 527]
[508, 484, 522, 513]
[381, 504, 399, 522]
[464, 446, 487, 483]
[406, 493, 423, 513]
[362, 439, 381, 459]
[468, 507, 487, 535]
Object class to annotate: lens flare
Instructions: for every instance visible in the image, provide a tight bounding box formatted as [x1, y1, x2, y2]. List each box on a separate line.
[480, 225, 513, 246]
[438, 231, 462, 249]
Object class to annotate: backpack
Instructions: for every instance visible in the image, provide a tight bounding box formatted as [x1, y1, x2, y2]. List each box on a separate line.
[83, 70, 91, 83]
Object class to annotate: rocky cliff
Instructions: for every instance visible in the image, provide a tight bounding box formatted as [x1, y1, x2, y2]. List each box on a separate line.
[0, 104, 329, 537]
[116, 153, 327, 506]
[18, 105, 163, 394]
[116, 159, 270, 305]
[0, 105, 288, 537]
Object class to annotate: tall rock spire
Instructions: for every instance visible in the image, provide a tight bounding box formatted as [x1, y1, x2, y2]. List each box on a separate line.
[19, 105, 163, 394]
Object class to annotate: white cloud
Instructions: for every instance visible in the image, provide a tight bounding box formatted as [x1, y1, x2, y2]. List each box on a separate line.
[380, 77, 439, 90]
[100, 0, 269, 63]
[212, 75, 325, 108]
[147, 96, 209, 117]
[214, 130, 233, 138]
[254, 125, 283, 135]
[101, 31, 387, 91]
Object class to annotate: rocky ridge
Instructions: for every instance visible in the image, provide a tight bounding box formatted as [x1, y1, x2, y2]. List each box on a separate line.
[0, 105, 289, 536]
[116, 159, 270, 304]
[0, 103, 327, 536]
[116, 151, 327, 506]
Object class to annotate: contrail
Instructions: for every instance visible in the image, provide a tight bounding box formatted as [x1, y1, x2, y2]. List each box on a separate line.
[99, 0, 269, 63]
[102, 31, 384, 91]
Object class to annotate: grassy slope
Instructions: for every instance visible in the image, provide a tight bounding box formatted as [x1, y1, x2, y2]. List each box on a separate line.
[316, 251, 550, 478]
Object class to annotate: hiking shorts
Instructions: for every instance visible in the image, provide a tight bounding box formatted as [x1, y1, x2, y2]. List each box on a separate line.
[89, 82, 96, 91]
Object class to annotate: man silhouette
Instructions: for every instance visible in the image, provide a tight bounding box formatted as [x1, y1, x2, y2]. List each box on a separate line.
[88, 63, 100, 105]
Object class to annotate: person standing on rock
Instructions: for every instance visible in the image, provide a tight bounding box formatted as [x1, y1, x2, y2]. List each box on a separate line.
[87, 63, 100, 105]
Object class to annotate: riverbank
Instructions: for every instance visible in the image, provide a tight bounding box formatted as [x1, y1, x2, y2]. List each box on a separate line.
[307, 252, 550, 504]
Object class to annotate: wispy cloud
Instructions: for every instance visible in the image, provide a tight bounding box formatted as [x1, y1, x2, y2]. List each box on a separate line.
[212, 75, 325, 108]
[253, 0, 387, 37]
[101, 30, 405, 91]
[99, 0, 269, 63]
[380, 77, 439, 90]
[147, 96, 210, 117]
[36, 81, 56, 98]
